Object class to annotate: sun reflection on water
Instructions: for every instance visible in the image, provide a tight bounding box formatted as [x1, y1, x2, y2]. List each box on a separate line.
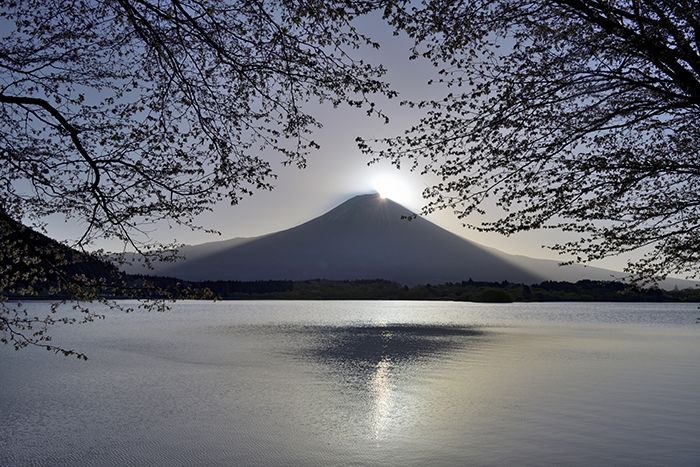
[296, 323, 483, 443]
[369, 356, 395, 440]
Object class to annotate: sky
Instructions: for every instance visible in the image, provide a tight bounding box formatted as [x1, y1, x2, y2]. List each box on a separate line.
[43, 11, 643, 274]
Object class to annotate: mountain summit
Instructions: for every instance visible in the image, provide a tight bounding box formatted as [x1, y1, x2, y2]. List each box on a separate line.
[122, 193, 696, 287]
[141, 193, 544, 285]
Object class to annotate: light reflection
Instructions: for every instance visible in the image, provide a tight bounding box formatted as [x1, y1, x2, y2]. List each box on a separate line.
[369, 356, 394, 440]
[293, 324, 483, 441]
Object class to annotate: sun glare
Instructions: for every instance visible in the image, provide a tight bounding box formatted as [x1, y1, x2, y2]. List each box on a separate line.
[373, 176, 411, 206]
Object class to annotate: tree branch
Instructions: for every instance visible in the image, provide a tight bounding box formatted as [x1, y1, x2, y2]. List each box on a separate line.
[0, 94, 101, 192]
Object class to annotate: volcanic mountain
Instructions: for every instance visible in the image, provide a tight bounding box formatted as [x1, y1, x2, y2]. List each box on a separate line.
[124, 193, 653, 286]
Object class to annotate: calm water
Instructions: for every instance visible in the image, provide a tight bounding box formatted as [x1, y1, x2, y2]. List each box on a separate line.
[1, 301, 699, 466]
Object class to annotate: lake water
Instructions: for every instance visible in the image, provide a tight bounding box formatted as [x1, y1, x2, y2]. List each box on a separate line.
[1, 300, 699, 466]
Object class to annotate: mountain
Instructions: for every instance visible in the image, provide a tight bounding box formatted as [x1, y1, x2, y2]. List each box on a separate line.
[122, 193, 691, 287]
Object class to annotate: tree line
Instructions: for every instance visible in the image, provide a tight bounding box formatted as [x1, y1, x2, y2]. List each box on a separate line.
[163, 278, 700, 302]
[10, 275, 697, 303]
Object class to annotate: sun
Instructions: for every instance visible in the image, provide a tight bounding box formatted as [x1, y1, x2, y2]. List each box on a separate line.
[372, 175, 412, 206]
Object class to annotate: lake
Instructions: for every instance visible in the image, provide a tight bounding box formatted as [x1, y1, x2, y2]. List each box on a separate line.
[1, 300, 699, 466]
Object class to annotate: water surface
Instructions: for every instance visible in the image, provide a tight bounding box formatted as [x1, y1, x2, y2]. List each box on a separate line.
[1, 301, 699, 466]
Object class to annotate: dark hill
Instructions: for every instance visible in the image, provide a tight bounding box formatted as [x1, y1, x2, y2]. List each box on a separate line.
[0, 211, 117, 293]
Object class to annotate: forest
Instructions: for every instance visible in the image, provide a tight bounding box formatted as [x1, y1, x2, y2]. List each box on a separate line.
[180, 278, 700, 302]
[37, 275, 700, 303]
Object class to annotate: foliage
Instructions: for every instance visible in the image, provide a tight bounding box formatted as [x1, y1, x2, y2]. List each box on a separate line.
[472, 288, 513, 303]
[282, 278, 404, 299]
[0, 213, 113, 358]
[363, 0, 700, 283]
[0, 216, 213, 358]
[129, 277, 700, 302]
[0, 0, 398, 355]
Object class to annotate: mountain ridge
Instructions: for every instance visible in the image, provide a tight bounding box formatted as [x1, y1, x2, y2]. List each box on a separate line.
[122, 194, 694, 287]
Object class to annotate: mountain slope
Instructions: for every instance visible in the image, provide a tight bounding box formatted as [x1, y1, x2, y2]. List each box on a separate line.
[128, 194, 537, 285]
[124, 193, 693, 287]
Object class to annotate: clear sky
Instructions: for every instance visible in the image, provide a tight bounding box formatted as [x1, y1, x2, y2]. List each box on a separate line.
[44, 12, 640, 274]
